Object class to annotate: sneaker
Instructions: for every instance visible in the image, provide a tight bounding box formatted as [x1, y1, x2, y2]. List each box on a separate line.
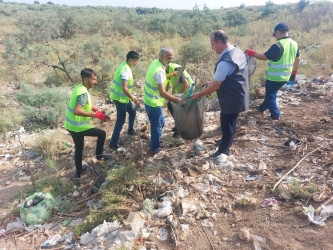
[171, 127, 177, 132]
[75, 165, 87, 179]
[256, 105, 264, 113]
[210, 150, 230, 158]
[96, 154, 111, 161]
[128, 130, 137, 136]
[109, 144, 120, 150]
[271, 116, 280, 120]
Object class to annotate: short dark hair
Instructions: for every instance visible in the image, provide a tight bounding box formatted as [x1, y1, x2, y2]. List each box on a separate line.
[81, 68, 96, 81]
[127, 51, 140, 61]
[211, 30, 229, 44]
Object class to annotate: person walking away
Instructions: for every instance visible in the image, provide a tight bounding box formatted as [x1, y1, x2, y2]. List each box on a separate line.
[65, 68, 110, 179]
[191, 30, 249, 158]
[245, 22, 300, 120]
[144, 47, 181, 156]
[165, 63, 193, 137]
[109, 51, 141, 149]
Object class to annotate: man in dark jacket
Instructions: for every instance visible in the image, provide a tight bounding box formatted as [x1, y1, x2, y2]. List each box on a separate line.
[191, 30, 249, 157]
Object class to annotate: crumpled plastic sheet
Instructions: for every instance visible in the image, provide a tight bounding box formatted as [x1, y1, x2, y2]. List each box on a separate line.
[303, 204, 333, 226]
[261, 197, 281, 208]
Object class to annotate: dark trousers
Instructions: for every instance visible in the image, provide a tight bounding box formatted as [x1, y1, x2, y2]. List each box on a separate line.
[218, 112, 239, 153]
[68, 128, 106, 176]
[109, 100, 136, 147]
[259, 80, 285, 119]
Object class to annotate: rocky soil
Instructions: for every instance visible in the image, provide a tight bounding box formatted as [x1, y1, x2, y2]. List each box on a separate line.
[0, 74, 333, 249]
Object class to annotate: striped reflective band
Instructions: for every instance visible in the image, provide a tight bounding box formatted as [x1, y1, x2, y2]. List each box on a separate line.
[67, 106, 74, 113]
[145, 81, 158, 91]
[265, 71, 292, 76]
[112, 80, 132, 89]
[65, 116, 90, 126]
[268, 63, 294, 69]
[110, 88, 127, 97]
[144, 89, 162, 99]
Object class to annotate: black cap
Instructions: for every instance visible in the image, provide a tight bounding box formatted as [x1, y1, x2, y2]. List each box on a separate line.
[273, 22, 289, 36]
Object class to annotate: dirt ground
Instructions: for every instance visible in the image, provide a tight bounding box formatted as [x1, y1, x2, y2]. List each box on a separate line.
[0, 82, 333, 249]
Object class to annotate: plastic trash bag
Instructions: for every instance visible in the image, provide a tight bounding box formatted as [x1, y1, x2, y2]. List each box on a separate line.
[20, 192, 56, 225]
[168, 84, 206, 140]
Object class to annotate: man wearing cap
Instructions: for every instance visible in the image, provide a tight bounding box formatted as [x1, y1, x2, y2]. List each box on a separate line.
[246, 22, 300, 120]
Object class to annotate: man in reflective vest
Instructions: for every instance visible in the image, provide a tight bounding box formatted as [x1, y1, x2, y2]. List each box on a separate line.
[144, 47, 181, 156]
[65, 68, 110, 179]
[246, 22, 300, 120]
[109, 51, 140, 149]
[191, 30, 249, 158]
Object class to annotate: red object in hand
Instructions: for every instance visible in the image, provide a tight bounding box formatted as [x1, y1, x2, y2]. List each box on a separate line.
[92, 107, 99, 112]
[95, 111, 108, 121]
[246, 49, 256, 57]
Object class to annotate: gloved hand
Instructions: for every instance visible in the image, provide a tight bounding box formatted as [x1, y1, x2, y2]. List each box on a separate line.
[95, 111, 108, 121]
[245, 49, 256, 57]
[289, 71, 297, 82]
[92, 107, 99, 112]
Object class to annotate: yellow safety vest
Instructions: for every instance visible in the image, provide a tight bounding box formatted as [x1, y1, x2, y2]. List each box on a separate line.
[167, 63, 193, 94]
[265, 38, 298, 81]
[64, 84, 93, 132]
[109, 62, 133, 103]
[144, 59, 166, 107]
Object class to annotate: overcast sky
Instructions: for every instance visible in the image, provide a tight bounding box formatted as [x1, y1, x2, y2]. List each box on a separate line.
[3, 0, 321, 10]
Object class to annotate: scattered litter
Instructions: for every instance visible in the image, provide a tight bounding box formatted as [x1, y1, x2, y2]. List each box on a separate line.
[157, 227, 168, 241]
[41, 235, 62, 249]
[236, 193, 257, 207]
[181, 198, 198, 216]
[6, 217, 25, 231]
[190, 182, 210, 193]
[123, 212, 145, 232]
[69, 218, 83, 228]
[245, 174, 259, 181]
[192, 140, 205, 152]
[157, 197, 172, 218]
[20, 192, 56, 225]
[201, 219, 213, 228]
[303, 205, 333, 226]
[312, 188, 331, 202]
[181, 224, 189, 231]
[175, 186, 189, 198]
[142, 199, 158, 216]
[261, 197, 281, 208]
[239, 227, 266, 250]
[277, 184, 292, 200]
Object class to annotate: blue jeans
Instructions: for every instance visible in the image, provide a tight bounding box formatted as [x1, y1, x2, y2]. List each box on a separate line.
[145, 104, 164, 152]
[258, 80, 285, 119]
[218, 113, 239, 153]
[109, 100, 136, 147]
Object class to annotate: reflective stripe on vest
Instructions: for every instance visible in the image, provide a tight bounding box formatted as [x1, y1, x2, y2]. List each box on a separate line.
[64, 84, 93, 132]
[144, 59, 166, 107]
[265, 38, 298, 81]
[109, 62, 133, 103]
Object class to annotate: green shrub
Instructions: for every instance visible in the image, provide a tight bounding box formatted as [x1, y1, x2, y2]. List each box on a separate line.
[32, 129, 67, 157]
[0, 95, 24, 133]
[16, 84, 70, 128]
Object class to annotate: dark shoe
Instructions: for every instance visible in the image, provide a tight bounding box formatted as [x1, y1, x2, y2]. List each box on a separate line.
[96, 154, 111, 161]
[109, 144, 120, 150]
[172, 131, 179, 138]
[271, 116, 280, 120]
[128, 130, 137, 136]
[171, 127, 177, 132]
[75, 165, 87, 179]
[256, 105, 264, 113]
[210, 150, 230, 158]
[150, 149, 160, 157]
